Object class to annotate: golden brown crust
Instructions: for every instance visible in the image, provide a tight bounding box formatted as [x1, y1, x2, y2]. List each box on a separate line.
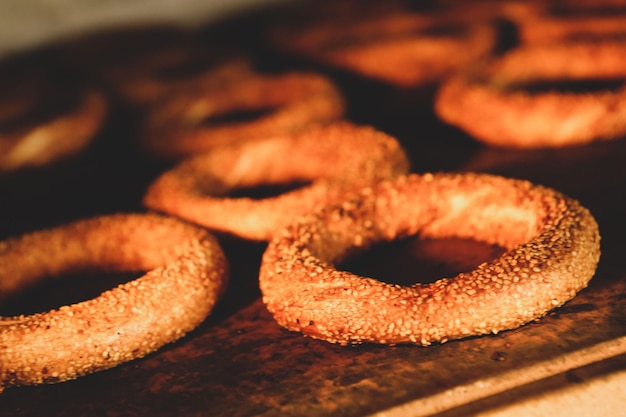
[435, 40, 626, 148]
[0, 213, 229, 391]
[138, 71, 346, 160]
[143, 122, 410, 241]
[259, 173, 601, 346]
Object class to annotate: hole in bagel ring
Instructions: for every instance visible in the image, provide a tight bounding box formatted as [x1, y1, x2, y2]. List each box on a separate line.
[259, 173, 601, 346]
[143, 122, 410, 241]
[0, 213, 229, 391]
[435, 40, 626, 148]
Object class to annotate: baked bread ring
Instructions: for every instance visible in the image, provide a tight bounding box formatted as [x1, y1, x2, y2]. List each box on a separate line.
[0, 213, 229, 391]
[268, 9, 497, 88]
[259, 173, 600, 346]
[143, 122, 410, 241]
[104, 49, 253, 108]
[324, 23, 497, 88]
[0, 62, 107, 172]
[518, 14, 626, 44]
[139, 70, 345, 160]
[510, 1, 626, 44]
[435, 40, 626, 148]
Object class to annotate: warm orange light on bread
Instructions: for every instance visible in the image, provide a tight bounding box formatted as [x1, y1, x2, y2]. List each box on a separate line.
[143, 122, 410, 241]
[0, 213, 229, 391]
[435, 40, 626, 148]
[139, 70, 346, 160]
[259, 173, 600, 345]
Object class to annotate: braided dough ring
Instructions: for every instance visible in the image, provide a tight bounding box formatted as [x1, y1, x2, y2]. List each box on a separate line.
[259, 173, 600, 346]
[139, 71, 345, 160]
[435, 40, 626, 148]
[0, 213, 228, 391]
[143, 123, 410, 241]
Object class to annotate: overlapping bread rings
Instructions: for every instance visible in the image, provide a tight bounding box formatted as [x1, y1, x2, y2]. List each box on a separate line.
[268, 9, 498, 88]
[259, 173, 601, 346]
[0, 67, 107, 172]
[0, 213, 229, 391]
[139, 70, 346, 160]
[143, 122, 410, 241]
[435, 40, 626, 148]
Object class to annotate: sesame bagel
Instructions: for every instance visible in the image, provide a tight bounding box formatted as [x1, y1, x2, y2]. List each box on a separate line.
[0, 213, 229, 391]
[143, 122, 410, 241]
[259, 173, 600, 346]
[139, 70, 346, 160]
[435, 40, 626, 148]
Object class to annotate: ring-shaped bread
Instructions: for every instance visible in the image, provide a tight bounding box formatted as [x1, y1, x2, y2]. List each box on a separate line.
[518, 14, 626, 44]
[268, 9, 497, 88]
[143, 123, 410, 241]
[105, 50, 254, 108]
[259, 173, 600, 346]
[435, 40, 626, 148]
[0, 87, 107, 172]
[139, 71, 345, 160]
[0, 213, 229, 391]
[509, 0, 626, 44]
[319, 22, 497, 88]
